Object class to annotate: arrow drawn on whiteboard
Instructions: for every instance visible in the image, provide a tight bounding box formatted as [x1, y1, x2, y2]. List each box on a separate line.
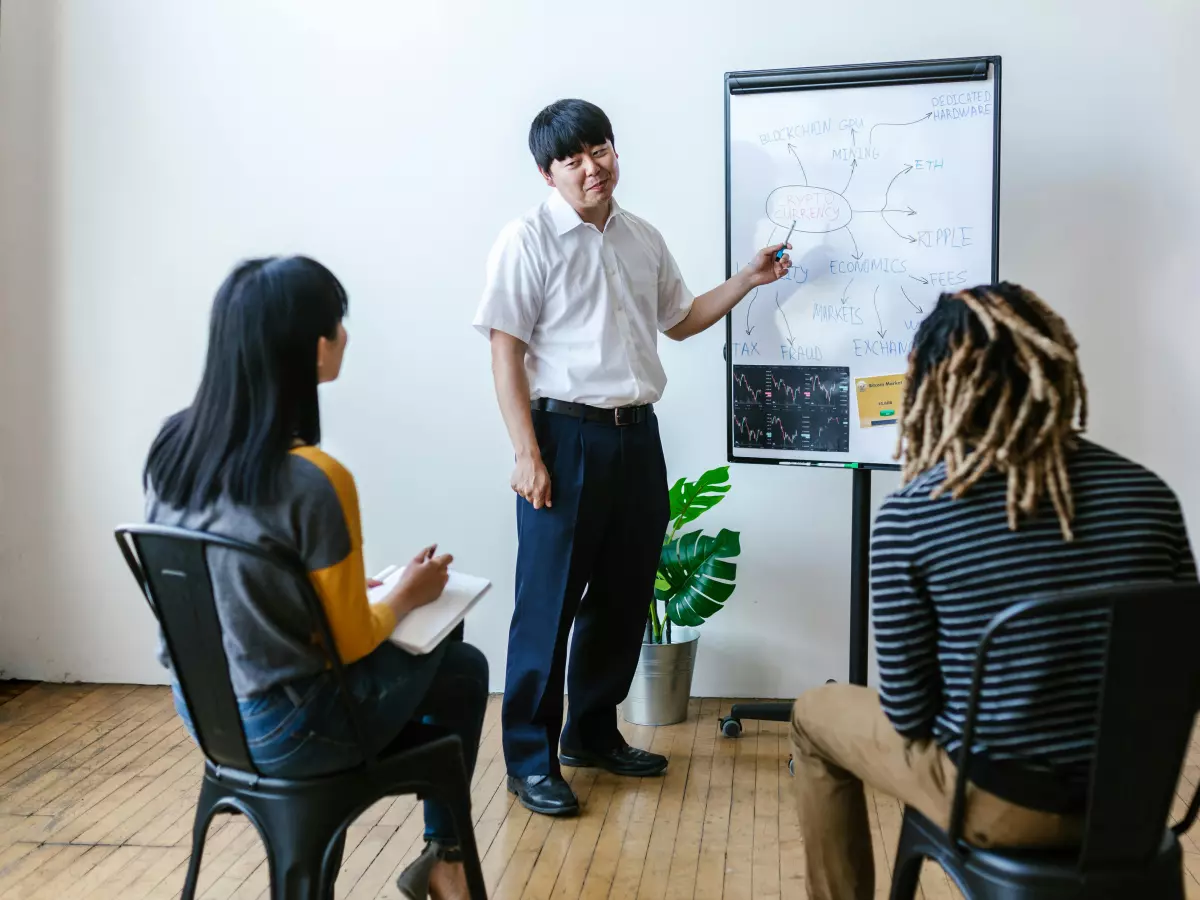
[878, 164, 917, 243]
[775, 291, 795, 345]
[868, 112, 932, 145]
[741, 225, 780, 335]
[850, 127, 858, 147]
[882, 213, 917, 243]
[853, 205, 917, 216]
[787, 144, 808, 186]
[883, 164, 914, 209]
[873, 286, 886, 339]
[737, 255, 765, 335]
[909, 274, 930, 285]
[840, 278, 854, 306]
[900, 285, 923, 314]
[846, 227, 863, 261]
[841, 158, 858, 195]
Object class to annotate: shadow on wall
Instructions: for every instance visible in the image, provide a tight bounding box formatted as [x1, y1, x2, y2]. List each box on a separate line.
[0, 1, 61, 678]
[1001, 156, 1179, 485]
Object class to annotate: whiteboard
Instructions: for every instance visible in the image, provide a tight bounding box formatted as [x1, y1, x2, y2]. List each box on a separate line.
[724, 58, 1000, 468]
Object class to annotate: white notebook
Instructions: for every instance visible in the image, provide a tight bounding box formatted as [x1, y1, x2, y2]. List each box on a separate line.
[368, 565, 491, 655]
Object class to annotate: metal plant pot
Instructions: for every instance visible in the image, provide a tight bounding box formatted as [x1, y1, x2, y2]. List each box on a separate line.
[620, 630, 699, 726]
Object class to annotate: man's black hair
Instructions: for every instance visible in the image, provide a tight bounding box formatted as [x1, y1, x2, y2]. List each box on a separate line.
[528, 99, 615, 172]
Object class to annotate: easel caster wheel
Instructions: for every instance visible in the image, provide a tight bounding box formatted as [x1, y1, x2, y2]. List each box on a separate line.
[788, 756, 795, 777]
[719, 717, 743, 738]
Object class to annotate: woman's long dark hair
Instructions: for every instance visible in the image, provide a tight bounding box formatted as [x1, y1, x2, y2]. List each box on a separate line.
[144, 256, 348, 511]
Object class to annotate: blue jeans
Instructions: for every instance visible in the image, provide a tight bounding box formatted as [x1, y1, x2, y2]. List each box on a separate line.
[173, 640, 488, 844]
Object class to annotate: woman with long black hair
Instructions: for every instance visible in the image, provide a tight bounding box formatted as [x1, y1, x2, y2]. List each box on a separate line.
[145, 256, 481, 900]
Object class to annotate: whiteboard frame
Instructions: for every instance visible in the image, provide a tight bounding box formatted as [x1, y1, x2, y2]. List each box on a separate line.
[723, 55, 1002, 470]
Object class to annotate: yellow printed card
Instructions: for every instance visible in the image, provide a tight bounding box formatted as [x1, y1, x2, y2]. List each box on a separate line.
[855, 375, 905, 428]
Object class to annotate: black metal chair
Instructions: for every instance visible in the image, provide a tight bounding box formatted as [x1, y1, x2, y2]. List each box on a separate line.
[889, 582, 1200, 899]
[115, 523, 488, 900]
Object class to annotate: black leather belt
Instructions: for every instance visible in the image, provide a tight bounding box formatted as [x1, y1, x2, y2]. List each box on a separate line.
[532, 397, 652, 426]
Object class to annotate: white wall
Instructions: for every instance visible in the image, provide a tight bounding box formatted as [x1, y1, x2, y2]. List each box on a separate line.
[2, 0, 1197, 695]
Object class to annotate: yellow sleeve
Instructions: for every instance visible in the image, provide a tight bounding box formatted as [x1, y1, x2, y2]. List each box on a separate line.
[292, 447, 396, 664]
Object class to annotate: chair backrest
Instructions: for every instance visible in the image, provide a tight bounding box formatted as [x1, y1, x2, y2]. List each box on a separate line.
[115, 523, 371, 776]
[1082, 582, 1199, 865]
[950, 582, 1200, 868]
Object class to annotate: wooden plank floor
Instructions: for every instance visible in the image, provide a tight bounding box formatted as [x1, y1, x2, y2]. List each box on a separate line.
[0, 684, 1196, 899]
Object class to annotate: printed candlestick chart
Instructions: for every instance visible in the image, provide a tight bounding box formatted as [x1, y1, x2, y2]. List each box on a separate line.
[732, 364, 850, 452]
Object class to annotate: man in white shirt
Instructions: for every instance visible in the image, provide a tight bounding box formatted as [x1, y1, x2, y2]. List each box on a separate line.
[474, 99, 790, 816]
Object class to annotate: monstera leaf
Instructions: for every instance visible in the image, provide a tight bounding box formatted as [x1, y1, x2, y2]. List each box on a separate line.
[666, 466, 731, 534]
[656, 527, 741, 627]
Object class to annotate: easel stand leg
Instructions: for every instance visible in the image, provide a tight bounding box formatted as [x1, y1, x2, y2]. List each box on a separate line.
[720, 467, 873, 748]
[849, 467, 872, 686]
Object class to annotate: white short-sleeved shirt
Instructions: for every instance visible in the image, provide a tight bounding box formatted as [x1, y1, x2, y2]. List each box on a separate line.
[473, 189, 694, 408]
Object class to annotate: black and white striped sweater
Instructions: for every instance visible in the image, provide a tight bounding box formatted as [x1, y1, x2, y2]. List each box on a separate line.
[870, 439, 1196, 811]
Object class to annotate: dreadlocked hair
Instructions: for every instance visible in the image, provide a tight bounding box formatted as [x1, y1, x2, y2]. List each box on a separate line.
[893, 282, 1088, 540]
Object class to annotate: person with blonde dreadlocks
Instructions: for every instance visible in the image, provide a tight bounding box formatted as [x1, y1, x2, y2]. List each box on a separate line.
[788, 282, 1196, 900]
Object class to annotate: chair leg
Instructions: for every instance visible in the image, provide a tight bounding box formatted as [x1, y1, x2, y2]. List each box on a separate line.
[248, 799, 343, 900]
[888, 813, 926, 900]
[181, 777, 222, 900]
[180, 813, 209, 900]
[441, 779, 486, 900]
[457, 818, 487, 900]
[888, 852, 924, 900]
[403, 739, 487, 899]
[268, 836, 332, 900]
[321, 831, 346, 900]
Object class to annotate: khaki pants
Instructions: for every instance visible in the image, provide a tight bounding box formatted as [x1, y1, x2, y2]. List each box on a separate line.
[789, 684, 1081, 900]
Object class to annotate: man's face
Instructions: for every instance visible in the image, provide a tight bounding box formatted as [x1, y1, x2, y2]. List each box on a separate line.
[542, 141, 619, 215]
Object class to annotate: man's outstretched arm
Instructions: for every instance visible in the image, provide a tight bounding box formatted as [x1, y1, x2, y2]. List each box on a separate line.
[665, 242, 791, 341]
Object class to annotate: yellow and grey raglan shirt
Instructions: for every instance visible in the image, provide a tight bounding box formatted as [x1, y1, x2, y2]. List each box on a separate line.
[147, 446, 442, 700]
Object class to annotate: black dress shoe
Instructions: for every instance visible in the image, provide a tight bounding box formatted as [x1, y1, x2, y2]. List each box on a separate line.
[559, 743, 668, 777]
[507, 774, 580, 817]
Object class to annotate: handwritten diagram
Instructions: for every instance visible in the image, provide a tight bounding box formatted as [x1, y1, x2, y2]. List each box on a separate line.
[728, 74, 996, 462]
[736, 113, 952, 344]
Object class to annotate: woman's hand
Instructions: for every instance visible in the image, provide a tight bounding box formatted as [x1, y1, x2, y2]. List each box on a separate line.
[386, 545, 453, 619]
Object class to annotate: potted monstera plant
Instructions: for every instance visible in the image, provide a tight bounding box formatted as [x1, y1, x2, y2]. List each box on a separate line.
[620, 466, 741, 726]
